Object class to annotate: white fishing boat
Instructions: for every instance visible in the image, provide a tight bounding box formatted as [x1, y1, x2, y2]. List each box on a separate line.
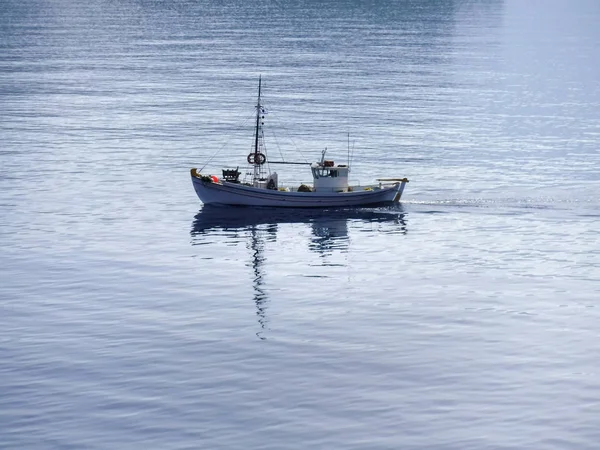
[191, 77, 408, 208]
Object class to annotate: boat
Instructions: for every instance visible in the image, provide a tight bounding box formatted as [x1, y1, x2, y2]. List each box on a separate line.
[190, 77, 409, 208]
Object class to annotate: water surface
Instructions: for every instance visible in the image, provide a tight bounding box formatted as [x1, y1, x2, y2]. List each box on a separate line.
[1, 0, 599, 448]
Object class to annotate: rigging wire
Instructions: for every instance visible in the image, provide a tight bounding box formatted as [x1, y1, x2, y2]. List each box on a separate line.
[199, 110, 255, 172]
[266, 110, 310, 164]
[266, 126, 286, 163]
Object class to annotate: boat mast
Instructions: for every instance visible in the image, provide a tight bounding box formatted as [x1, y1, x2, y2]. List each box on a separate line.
[253, 75, 262, 184]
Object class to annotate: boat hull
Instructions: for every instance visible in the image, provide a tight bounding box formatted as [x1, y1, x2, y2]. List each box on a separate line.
[191, 175, 407, 208]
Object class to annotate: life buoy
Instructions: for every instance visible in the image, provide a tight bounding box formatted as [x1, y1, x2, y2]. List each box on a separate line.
[247, 152, 266, 165]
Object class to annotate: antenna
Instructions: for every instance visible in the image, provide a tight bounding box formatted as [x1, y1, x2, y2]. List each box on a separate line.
[347, 132, 350, 168]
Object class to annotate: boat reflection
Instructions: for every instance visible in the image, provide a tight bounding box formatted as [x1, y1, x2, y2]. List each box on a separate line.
[191, 205, 407, 239]
[190, 206, 407, 339]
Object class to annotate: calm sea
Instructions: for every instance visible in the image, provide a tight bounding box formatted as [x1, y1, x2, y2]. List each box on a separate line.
[1, 0, 599, 448]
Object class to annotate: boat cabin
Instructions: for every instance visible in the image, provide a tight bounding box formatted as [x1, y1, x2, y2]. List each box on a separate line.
[311, 160, 350, 192]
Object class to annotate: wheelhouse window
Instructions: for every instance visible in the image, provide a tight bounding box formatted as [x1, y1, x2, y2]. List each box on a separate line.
[312, 168, 339, 178]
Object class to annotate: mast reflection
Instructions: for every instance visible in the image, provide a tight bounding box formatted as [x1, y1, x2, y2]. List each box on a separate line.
[248, 225, 272, 340]
[190, 205, 407, 339]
